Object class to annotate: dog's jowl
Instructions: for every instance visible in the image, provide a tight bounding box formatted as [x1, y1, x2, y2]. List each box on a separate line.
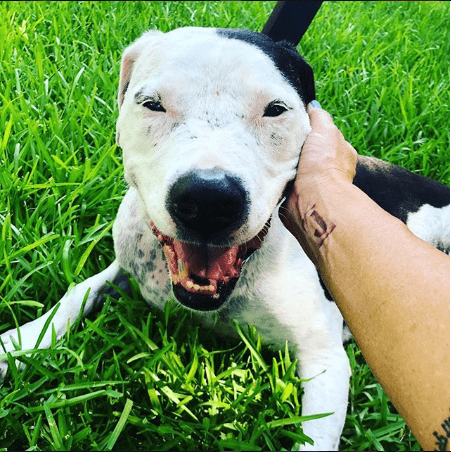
[1, 28, 449, 451]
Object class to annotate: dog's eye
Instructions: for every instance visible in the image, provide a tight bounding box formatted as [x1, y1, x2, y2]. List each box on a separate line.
[263, 101, 288, 117]
[143, 100, 166, 113]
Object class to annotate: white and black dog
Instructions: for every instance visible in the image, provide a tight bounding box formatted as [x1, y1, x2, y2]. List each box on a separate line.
[1, 28, 449, 450]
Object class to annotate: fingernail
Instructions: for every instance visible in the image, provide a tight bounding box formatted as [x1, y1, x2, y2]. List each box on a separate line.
[309, 100, 322, 109]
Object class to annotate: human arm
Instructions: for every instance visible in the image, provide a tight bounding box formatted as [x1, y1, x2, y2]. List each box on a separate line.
[281, 103, 450, 451]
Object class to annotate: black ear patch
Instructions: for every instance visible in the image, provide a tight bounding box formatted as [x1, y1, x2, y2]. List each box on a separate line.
[217, 29, 315, 106]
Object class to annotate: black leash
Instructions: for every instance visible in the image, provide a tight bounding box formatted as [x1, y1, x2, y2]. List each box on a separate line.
[262, 1, 323, 45]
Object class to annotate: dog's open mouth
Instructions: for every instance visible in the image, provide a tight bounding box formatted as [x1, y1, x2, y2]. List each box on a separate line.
[149, 220, 270, 311]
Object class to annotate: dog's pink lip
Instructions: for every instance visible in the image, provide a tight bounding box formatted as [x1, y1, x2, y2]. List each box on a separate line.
[149, 220, 270, 301]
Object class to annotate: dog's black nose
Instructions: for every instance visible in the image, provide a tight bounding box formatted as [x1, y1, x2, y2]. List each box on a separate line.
[167, 169, 248, 239]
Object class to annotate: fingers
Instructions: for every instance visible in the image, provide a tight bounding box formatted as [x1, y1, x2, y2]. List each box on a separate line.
[307, 102, 337, 134]
[294, 102, 358, 184]
[307, 101, 343, 146]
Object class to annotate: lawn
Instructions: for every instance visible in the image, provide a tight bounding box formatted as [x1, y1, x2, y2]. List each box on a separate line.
[0, 1, 449, 451]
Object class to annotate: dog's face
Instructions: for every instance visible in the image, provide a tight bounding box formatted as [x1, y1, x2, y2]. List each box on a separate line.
[116, 27, 314, 311]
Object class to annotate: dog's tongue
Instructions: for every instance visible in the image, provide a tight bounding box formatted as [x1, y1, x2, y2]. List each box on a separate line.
[150, 220, 267, 298]
[160, 239, 243, 297]
[173, 241, 241, 281]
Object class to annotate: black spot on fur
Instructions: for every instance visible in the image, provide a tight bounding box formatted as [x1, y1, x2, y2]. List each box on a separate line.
[142, 259, 156, 273]
[354, 156, 450, 223]
[217, 29, 315, 106]
[103, 268, 131, 299]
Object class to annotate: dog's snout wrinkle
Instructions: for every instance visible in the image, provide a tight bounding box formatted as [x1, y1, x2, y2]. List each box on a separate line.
[167, 169, 248, 240]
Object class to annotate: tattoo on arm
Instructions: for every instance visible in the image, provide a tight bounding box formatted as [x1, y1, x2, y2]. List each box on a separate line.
[434, 416, 450, 451]
[302, 204, 336, 248]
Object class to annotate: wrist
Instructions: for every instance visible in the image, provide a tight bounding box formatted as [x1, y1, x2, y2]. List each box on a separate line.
[295, 169, 354, 193]
[282, 176, 354, 266]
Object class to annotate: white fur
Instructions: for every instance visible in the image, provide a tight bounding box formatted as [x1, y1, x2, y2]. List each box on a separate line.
[1, 27, 348, 451]
[116, 27, 310, 245]
[407, 203, 450, 252]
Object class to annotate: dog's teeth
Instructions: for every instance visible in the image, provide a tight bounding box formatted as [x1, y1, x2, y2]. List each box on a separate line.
[163, 244, 174, 257]
[182, 278, 216, 293]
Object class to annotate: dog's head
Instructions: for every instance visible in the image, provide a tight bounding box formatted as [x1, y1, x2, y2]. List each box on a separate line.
[116, 27, 314, 311]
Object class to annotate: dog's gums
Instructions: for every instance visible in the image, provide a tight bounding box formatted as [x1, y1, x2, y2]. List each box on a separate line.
[0, 25, 448, 452]
[149, 220, 270, 310]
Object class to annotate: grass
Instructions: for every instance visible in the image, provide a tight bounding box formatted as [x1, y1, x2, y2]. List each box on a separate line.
[0, 1, 448, 450]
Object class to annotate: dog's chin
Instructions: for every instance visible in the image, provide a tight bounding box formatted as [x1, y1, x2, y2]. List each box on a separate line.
[172, 278, 239, 311]
[149, 220, 270, 312]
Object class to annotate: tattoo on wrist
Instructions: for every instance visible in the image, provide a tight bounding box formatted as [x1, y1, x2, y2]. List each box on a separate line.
[434, 416, 450, 451]
[302, 204, 336, 248]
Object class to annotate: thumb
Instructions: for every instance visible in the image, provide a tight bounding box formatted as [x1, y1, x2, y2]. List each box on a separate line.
[307, 102, 338, 135]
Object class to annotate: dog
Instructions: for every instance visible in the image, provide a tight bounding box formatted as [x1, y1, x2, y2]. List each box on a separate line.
[1, 27, 449, 450]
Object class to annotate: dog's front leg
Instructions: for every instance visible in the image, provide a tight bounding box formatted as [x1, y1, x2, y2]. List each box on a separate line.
[0, 260, 127, 379]
[297, 343, 351, 451]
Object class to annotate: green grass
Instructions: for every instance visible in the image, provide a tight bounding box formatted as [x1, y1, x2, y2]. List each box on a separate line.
[0, 1, 448, 450]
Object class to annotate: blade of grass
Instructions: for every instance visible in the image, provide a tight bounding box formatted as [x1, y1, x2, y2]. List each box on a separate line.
[105, 398, 133, 451]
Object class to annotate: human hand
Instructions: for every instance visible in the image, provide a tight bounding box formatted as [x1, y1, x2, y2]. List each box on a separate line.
[294, 101, 357, 185]
[280, 102, 358, 263]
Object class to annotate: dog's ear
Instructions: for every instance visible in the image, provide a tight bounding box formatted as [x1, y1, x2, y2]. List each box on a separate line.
[294, 53, 315, 106]
[276, 40, 316, 106]
[118, 30, 163, 108]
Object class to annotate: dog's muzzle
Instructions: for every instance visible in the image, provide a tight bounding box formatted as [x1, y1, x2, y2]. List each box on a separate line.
[149, 169, 269, 311]
[167, 169, 248, 241]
